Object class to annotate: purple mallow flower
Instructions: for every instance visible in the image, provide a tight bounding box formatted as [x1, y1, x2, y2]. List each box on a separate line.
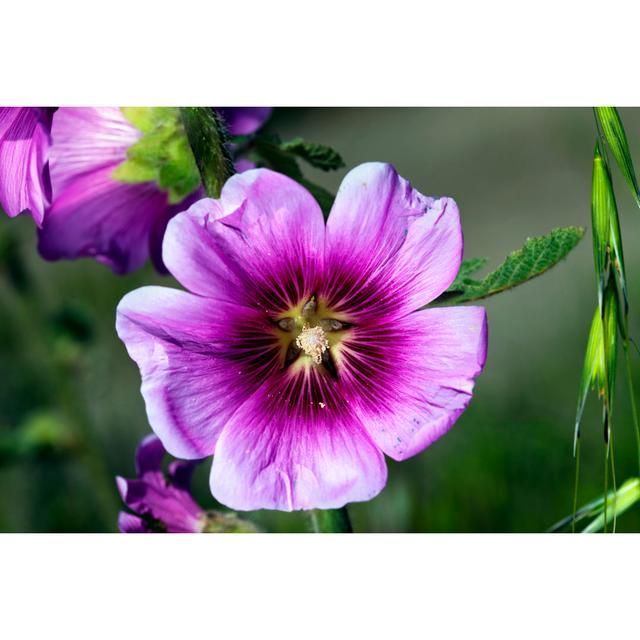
[116, 163, 488, 511]
[0, 107, 53, 225]
[117, 433, 205, 532]
[37, 107, 271, 274]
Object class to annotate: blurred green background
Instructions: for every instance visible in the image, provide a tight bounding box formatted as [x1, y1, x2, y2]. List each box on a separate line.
[2, 107, 640, 533]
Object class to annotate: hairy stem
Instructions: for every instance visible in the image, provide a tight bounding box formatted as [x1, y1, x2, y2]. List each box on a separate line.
[180, 107, 234, 198]
[309, 507, 353, 533]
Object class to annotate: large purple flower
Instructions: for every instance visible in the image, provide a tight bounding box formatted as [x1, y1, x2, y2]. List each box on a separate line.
[37, 107, 271, 274]
[0, 107, 53, 225]
[116, 163, 488, 511]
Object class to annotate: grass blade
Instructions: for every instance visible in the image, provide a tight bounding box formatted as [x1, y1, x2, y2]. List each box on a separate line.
[594, 107, 640, 208]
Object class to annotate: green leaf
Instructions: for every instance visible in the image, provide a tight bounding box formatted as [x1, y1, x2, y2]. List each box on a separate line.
[250, 135, 336, 216]
[436, 227, 585, 304]
[280, 137, 345, 171]
[595, 107, 640, 208]
[582, 477, 640, 533]
[548, 477, 640, 532]
[447, 257, 489, 292]
[114, 107, 202, 203]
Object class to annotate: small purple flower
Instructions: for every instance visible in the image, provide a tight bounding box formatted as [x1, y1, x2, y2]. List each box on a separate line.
[37, 107, 271, 274]
[0, 107, 53, 225]
[116, 434, 205, 533]
[116, 163, 488, 511]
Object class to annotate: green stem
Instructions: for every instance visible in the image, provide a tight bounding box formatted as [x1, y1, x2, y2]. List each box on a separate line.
[179, 107, 234, 198]
[609, 422, 618, 533]
[309, 507, 353, 533]
[603, 431, 609, 533]
[623, 342, 640, 474]
[572, 439, 581, 533]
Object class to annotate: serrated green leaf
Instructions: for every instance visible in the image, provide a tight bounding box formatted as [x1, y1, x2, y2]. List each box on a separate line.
[281, 137, 345, 171]
[595, 107, 640, 208]
[250, 135, 336, 216]
[447, 257, 489, 292]
[436, 227, 585, 304]
[251, 135, 303, 179]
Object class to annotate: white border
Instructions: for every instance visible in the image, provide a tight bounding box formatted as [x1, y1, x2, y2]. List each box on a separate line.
[3, 3, 640, 637]
[2, 534, 638, 638]
[4, 1, 640, 105]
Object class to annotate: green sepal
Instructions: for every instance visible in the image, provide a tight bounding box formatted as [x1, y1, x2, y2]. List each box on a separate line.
[201, 511, 260, 533]
[113, 107, 201, 203]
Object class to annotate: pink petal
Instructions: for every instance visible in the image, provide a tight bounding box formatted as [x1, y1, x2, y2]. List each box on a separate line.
[163, 169, 325, 311]
[116, 286, 280, 459]
[0, 107, 51, 225]
[38, 164, 168, 274]
[323, 162, 463, 320]
[49, 107, 139, 195]
[210, 368, 388, 511]
[347, 306, 488, 461]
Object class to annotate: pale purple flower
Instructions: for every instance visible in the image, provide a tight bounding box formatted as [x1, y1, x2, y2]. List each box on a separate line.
[116, 434, 205, 533]
[37, 107, 271, 274]
[116, 163, 488, 511]
[0, 107, 53, 225]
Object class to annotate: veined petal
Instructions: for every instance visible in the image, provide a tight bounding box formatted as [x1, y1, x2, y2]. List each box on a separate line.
[0, 107, 51, 224]
[210, 368, 387, 511]
[163, 169, 325, 311]
[118, 511, 148, 533]
[343, 306, 488, 461]
[323, 162, 463, 320]
[38, 164, 168, 274]
[217, 107, 272, 136]
[116, 286, 280, 459]
[49, 107, 139, 195]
